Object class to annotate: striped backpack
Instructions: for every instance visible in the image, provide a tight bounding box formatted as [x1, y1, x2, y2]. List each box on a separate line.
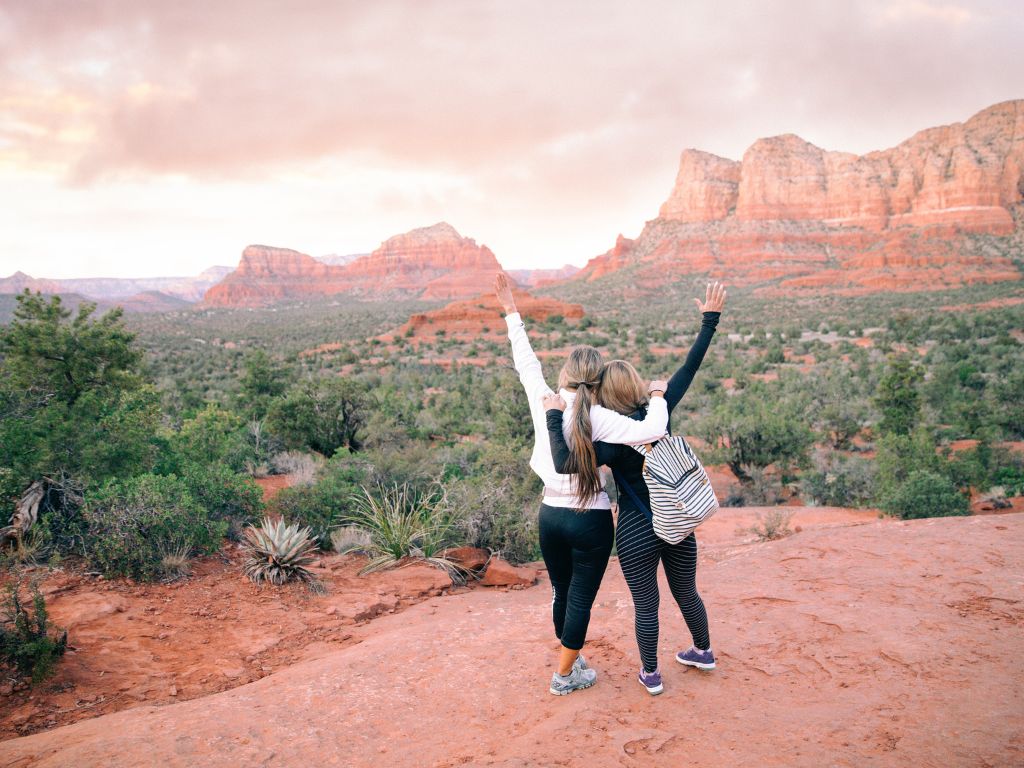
[614, 436, 718, 544]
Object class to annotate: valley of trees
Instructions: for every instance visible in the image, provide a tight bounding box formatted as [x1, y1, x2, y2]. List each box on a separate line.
[1, 276, 1023, 680]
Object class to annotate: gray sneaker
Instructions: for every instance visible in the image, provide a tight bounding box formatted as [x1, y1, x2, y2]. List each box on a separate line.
[549, 665, 597, 696]
[573, 653, 589, 672]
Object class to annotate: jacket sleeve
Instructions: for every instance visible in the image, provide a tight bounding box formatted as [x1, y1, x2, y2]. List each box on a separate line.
[546, 410, 572, 473]
[547, 410, 625, 473]
[665, 311, 720, 414]
[589, 396, 668, 444]
[505, 312, 553, 406]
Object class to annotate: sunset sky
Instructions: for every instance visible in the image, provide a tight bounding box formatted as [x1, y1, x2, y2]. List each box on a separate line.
[1, 0, 1022, 279]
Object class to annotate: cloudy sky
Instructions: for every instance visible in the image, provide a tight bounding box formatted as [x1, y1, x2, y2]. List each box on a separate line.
[1, 0, 1022, 278]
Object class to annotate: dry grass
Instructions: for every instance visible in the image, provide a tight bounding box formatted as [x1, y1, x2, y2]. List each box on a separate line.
[747, 508, 795, 541]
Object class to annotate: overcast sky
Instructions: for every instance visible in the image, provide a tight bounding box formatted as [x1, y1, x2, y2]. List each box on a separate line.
[1, 0, 1022, 278]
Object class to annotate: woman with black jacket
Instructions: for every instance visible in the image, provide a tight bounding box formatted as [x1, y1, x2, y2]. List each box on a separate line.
[546, 281, 726, 695]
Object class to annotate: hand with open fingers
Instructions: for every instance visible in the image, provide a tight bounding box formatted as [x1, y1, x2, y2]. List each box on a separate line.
[695, 281, 727, 314]
[542, 392, 566, 411]
[493, 272, 517, 315]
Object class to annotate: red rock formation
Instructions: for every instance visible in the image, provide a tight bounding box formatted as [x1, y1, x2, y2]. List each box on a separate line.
[204, 223, 505, 306]
[580, 100, 1024, 292]
[344, 222, 503, 300]
[203, 246, 351, 307]
[388, 289, 584, 342]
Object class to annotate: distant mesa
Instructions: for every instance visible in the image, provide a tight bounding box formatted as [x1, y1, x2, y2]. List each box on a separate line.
[577, 99, 1024, 293]
[386, 289, 585, 343]
[0, 271, 62, 295]
[202, 222, 505, 307]
[506, 264, 580, 287]
[0, 268, 233, 308]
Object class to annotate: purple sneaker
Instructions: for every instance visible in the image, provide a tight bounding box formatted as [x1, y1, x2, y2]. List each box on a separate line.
[637, 667, 663, 695]
[676, 646, 715, 670]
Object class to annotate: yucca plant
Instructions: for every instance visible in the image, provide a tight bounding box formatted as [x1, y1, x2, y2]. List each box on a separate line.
[342, 483, 464, 582]
[241, 517, 319, 587]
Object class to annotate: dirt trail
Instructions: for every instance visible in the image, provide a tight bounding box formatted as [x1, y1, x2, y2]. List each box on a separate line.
[2, 513, 1021, 767]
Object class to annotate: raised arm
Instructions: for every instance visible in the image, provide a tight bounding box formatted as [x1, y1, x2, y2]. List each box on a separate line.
[665, 282, 726, 413]
[496, 273, 552, 406]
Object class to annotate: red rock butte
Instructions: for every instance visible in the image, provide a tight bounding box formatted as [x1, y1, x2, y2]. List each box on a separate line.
[579, 99, 1024, 293]
[384, 289, 584, 342]
[203, 223, 504, 307]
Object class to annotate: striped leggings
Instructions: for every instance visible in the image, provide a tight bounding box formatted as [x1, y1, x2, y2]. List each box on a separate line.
[616, 503, 710, 673]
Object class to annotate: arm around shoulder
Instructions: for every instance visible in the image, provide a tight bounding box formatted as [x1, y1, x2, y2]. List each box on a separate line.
[590, 396, 668, 444]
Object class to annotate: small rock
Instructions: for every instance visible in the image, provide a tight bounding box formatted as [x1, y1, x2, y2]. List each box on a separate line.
[442, 546, 490, 572]
[169, 686, 177, 697]
[220, 665, 245, 680]
[480, 557, 538, 587]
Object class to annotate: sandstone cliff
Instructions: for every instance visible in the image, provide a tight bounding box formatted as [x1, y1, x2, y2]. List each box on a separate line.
[203, 223, 504, 306]
[582, 100, 1024, 292]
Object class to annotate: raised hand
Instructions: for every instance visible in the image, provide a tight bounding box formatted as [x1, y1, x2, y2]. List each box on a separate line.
[648, 379, 668, 395]
[542, 392, 566, 411]
[493, 272, 517, 315]
[695, 281, 727, 314]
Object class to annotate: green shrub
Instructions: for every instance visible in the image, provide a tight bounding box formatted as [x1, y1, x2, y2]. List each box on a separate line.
[0, 294, 160, 496]
[265, 451, 369, 547]
[0, 580, 67, 684]
[178, 463, 264, 538]
[81, 474, 228, 580]
[881, 470, 970, 520]
[874, 355, 923, 436]
[801, 453, 876, 507]
[268, 377, 370, 454]
[700, 385, 815, 482]
[165, 404, 252, 473]
[450, 460, 542, 563]
[873, 429, 945, 500]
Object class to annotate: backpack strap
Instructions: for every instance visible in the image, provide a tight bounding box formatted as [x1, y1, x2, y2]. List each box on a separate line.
[612, 469, 653, 520]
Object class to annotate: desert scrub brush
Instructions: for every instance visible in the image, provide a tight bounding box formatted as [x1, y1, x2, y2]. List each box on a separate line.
[241, 517, 319, 588]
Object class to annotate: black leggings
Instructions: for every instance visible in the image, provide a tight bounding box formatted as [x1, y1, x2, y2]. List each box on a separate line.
[538, 504, 614, 651]
[616, 503, 710, 672]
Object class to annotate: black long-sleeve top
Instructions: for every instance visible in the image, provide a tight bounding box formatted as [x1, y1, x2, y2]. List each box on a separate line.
[546, 311, 720, 511]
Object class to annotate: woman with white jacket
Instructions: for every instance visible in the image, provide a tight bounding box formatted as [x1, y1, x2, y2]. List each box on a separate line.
[493, 274, 669, 695]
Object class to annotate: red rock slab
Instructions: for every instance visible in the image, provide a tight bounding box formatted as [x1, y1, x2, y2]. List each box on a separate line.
[479, 556, 538, 587]
[2, 513, 1020, 768]
[0, 553, 456, 741]
[442, 546, 490, 572]
[697, 504, 881, 545]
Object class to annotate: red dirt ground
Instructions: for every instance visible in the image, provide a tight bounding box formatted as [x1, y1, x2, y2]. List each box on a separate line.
[0, 551, 455, 741]
[1, 512, 1020, 767]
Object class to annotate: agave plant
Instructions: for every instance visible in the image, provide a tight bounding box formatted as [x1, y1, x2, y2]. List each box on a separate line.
[241, 517, 319, 587]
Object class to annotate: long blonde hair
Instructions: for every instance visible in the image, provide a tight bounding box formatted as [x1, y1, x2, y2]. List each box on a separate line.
[598, 360, 649, 416]
[558, 346, 604, 509]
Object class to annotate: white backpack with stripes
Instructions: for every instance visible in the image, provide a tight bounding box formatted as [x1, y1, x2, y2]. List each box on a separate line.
[626, 436, 718, 544]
